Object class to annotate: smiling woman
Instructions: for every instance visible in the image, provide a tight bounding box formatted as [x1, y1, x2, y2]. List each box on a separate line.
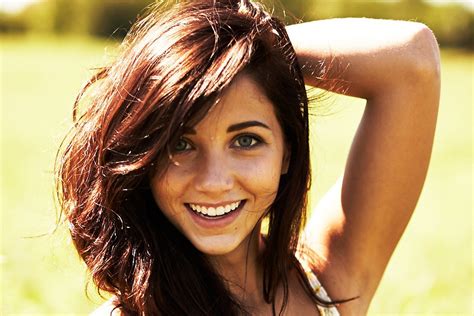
[55, 0, 440, 315]
[57, 1, 316, 314]
[150, 74, 288, 257]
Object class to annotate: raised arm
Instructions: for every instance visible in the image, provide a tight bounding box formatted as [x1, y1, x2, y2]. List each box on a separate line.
[287, 19, 440, 314]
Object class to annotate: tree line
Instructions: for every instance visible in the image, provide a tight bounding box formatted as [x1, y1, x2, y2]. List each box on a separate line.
[1, 0, 472, 50]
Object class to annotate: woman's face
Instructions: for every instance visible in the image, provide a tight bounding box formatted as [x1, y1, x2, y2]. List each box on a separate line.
[150, 74, 288, 256]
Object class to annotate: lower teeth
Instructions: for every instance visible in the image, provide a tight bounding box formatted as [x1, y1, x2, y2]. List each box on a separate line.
[200, 210, 232, 218]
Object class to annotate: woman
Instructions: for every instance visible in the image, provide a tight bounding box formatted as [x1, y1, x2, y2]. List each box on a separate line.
[56, 0, 440, 315]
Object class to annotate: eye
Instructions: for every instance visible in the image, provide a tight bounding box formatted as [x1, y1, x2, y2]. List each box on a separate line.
[174, 138, 192, 152]
[232, 134, 261, 149]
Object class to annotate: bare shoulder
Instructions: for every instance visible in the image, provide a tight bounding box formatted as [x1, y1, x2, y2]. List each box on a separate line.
[90, 297, 122, 316]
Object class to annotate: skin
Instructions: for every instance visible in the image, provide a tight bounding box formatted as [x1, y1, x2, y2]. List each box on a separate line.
[94, 18, 440, 316]
[288, 18, 440, 315]
[150, 73, 290, 307]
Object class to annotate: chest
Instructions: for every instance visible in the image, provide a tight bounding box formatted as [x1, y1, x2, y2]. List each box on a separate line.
[249, 294, 321, 316]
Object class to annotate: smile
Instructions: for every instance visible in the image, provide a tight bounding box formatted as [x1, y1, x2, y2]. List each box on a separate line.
[187, 200, 243, 218]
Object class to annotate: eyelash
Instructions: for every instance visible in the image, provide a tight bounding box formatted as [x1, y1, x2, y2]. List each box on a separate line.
[172, 134, 264, 153]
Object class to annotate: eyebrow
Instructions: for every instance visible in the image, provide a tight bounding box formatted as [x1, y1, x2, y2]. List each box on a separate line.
[182, 120, 271, 134]
[227, 120, 271, 133]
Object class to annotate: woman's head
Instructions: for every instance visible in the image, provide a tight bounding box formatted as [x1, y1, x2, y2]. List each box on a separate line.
[57, 0, 310, 314]
[149, 72, 291, 257]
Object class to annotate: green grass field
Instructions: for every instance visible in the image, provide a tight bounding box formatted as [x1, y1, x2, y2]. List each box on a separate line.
[1, 35, 472, 315]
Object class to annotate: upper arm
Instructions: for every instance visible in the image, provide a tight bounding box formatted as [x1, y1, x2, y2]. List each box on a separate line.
[300, 22, 440, 314]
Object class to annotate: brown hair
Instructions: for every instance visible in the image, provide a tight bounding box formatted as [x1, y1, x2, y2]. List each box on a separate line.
[55, 0, 343, 314]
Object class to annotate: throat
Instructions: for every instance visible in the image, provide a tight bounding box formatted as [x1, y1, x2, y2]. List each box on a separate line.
[207, 229, 265, 302]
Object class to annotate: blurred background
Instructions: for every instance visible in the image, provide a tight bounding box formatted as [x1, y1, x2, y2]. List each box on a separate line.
[1, 0, 472, 314]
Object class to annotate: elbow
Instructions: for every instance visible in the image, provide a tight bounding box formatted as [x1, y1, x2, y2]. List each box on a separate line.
[407, 23, 441, 83]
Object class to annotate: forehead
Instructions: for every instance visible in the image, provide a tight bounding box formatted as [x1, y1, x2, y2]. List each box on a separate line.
[195, 73, 279, 129]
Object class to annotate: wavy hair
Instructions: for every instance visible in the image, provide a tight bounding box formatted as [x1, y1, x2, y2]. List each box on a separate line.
[55, 0, 342, 314]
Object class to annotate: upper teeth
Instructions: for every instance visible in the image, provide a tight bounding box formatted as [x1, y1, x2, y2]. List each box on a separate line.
[189, 201, 241, 217]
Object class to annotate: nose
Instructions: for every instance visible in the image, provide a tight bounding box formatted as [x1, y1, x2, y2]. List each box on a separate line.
[193, 150, 234, 196]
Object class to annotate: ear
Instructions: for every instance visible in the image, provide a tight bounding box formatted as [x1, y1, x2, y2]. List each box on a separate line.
[281, 145, 291, 175]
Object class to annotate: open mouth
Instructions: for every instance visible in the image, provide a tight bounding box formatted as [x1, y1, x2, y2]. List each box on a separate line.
[186, 200, 246, 219]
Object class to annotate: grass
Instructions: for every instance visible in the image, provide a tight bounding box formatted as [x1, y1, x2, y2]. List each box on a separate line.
[1, 35, 472, 315]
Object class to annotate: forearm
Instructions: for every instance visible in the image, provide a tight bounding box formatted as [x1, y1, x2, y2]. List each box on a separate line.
[286, 18, 440, 100]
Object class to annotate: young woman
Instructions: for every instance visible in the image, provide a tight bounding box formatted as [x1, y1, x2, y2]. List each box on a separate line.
[56, 0, 440, 315]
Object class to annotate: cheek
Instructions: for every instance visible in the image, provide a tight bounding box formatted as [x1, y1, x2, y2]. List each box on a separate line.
[233, 151, 283, 197]
[149, 167, 188, 217]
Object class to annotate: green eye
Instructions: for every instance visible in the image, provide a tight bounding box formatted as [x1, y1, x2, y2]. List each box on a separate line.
[234, 135, 259, 148]
[174, 139, 191, 152]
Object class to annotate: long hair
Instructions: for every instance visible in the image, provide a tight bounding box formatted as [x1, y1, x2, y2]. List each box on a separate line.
[55, 0, 337, 314]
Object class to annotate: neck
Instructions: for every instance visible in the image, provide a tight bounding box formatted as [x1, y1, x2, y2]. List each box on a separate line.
[208, 224, 266, 305]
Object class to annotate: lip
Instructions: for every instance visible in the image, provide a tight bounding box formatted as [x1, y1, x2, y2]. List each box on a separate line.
[185, 200, 246, 229]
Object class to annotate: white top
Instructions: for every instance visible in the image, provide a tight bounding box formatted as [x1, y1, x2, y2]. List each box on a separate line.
[295, 251, 341, 316]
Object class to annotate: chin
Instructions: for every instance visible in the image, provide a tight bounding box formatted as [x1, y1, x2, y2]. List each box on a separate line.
[190, 234, 244, 256]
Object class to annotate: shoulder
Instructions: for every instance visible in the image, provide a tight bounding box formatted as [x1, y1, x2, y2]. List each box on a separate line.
[294, 248, 332, 301]
[293, 248, 342, 316]
[90, 297, 122, 316]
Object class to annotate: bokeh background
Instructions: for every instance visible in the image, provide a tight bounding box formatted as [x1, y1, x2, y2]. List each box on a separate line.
[1, 0, 472, 314]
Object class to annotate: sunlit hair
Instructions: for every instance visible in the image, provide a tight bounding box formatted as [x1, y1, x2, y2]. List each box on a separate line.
[55, 0, 342, 314]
